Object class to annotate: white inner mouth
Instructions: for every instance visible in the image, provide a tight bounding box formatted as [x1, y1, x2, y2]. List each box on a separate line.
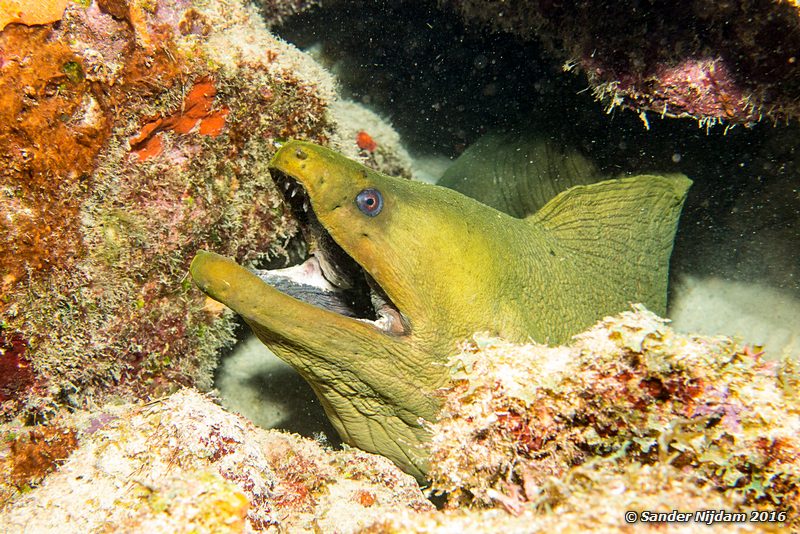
[260, 255, 406, 335]
[269, 255, 337, 292]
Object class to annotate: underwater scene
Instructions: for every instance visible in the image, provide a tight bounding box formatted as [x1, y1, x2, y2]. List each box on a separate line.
[0, 0, 799, 531]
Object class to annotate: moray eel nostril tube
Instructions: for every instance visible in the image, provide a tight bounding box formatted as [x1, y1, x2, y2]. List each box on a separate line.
[190, 139, 691, 482]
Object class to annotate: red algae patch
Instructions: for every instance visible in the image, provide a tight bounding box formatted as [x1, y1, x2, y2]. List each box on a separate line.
[7, 426, 78, 488]
[0, 25, 106, 298]
[356, 130, 378, 152]
[0, 331, 35, 407]
[130, 77, 230, 161]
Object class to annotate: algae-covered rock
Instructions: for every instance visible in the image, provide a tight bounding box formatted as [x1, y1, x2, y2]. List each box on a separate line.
[2, 311, 797, 532]
[371, 464, 773, 533]
[443, 0, 800, 126]
[0, 0, 412, 420]
[0, 389, 432, 532]
[412, 306, 799, 530]
[328, 99, 414, 180]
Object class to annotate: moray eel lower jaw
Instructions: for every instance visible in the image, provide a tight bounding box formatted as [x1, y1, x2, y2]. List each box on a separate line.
[191, 248, 435, 480]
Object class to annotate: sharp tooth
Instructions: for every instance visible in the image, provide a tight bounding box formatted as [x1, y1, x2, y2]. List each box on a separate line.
[303, 200, 309, 211]
[284, 181, 291, 190]
[291, 188, 297, 198]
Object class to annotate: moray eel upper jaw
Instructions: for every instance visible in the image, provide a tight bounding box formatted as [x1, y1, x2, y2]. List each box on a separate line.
[268, 143, 414, 336]
[267, 142, 521, 343]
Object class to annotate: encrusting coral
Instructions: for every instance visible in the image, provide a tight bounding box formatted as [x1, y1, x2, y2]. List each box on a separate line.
[0, 0, 412, 420]
[442, 0, 800, 127]
[1, 309, 797, 532]
[0, 389, 433, 532]
[390, 306, 797, 531]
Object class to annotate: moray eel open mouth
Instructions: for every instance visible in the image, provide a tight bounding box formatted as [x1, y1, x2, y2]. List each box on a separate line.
[262, 170, 408, 335]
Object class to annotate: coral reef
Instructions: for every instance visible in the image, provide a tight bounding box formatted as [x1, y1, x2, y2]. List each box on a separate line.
[0, 0, 412, 421]
[413, 306, 799, 530]
[442, 0, 800, 126]
[0, 389, 432, 532]
[2, 311, 797, 531]
[371, 465, 771, 533]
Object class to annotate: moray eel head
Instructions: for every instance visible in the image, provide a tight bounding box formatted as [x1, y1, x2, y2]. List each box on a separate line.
[191, 141, 496, 480]
[267, 141, 506, 341]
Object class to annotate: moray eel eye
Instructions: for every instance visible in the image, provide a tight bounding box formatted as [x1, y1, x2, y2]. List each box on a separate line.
[356, 188, 383, 216]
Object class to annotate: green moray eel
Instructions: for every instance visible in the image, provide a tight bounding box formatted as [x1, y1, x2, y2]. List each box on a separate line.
[190, 140, 691, 481]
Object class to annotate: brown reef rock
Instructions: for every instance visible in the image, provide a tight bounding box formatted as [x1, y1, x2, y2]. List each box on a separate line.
[388, 306, 797, 532]
[443, 0, 800, 126]
[1, 310, 797, 532]
[0, 0, 411, 421]
[0, 389, 432, 532]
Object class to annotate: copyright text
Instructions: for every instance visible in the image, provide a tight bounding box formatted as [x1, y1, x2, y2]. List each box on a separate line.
[624, 510, 786, 525]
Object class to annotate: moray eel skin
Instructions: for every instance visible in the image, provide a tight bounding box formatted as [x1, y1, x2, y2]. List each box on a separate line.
[438, 131, 603, 217]
[190, 140, 691, 481]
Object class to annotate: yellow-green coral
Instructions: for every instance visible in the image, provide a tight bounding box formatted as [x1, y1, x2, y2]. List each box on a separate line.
[427, 306, 800, 529]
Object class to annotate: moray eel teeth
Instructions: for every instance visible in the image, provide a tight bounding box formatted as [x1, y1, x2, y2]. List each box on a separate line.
[190, 140, 691, 482]
[268, 169, 408, 334]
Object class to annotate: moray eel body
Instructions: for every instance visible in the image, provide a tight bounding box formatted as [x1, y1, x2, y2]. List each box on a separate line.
[438, 131, 603, 217]
[190, 140, 691, 481]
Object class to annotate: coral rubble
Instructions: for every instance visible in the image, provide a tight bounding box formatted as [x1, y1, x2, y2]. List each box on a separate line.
[442, 0, 800, 126]
[0, 0, 411, 421]
[1, 310, 797, 532]
[0, 389, 432, 532]
[407, 306, 799, 530]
